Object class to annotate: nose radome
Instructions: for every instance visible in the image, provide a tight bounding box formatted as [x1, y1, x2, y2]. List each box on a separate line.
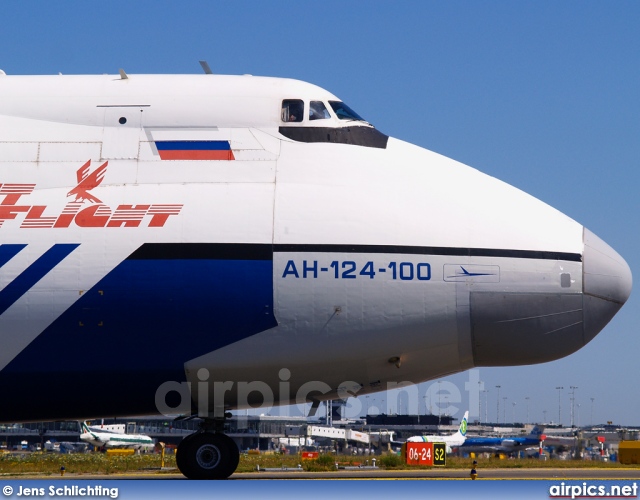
[583, 228, 632, 343]
[583, 228, 632, 303]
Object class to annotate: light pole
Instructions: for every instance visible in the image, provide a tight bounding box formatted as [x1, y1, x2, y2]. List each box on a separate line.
[438, 381, 442, 422]
[577, 404, 581, 427]
[496, 385, 501, 424]
[483, 390, 489, 424]
[543, 410, 548, 423]
[503, 397, 507, 424]
[525, 397, 530, 424]
[366, 396, 370, 416]
[512, 401, 517, 424]
[556, 386, 564, 425]
[570, 386, 578, 428]
[590, 398, 595, 426]
[478, 380, 482, 421]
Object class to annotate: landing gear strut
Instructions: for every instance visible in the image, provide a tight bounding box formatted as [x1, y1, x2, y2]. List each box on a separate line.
[176, 417, 239, 479]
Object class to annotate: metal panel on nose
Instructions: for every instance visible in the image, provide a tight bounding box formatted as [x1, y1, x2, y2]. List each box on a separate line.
[470, 292, 584, 366]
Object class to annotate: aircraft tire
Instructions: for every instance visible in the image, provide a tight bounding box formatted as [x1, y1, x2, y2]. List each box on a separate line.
[217, 433, 240, 473]
[180, 433, 236, 479]
[176, 433, 198, 476]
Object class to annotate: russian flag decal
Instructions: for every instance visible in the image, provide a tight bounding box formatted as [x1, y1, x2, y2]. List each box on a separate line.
[155, 141, 235, 160]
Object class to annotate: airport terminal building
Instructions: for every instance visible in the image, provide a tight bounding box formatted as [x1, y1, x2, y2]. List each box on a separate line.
[1, 412, 635, 460]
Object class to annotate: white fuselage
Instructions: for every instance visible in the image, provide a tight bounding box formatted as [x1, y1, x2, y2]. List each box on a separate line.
[0, 73, 631, 421]
[80, 426, 154, 450]
[407, 433, 466, 451]
[407, 411, 468, 452]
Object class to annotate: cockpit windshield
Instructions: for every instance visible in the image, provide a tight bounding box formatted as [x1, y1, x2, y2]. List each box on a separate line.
[329, 101, 365, 122]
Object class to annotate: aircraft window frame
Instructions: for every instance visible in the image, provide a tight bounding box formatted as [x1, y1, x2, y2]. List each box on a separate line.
[281, 99, 304, 123]
[309, 101, 331, 121]
[328, 100, 365, 122]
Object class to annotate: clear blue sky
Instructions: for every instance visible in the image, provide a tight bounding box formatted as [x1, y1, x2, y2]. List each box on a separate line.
[1, 1, 638, 426]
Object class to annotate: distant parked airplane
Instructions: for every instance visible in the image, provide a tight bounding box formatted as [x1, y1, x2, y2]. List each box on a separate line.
[80, 422, 154, 451]
[407, 411, 469, 452]
[460, 425, 545, 453]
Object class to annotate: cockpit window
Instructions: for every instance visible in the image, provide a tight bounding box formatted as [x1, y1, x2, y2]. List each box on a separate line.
[309, 101, 331, 121]
[281, 99, 304, 123]
[329, 101, 365, 122]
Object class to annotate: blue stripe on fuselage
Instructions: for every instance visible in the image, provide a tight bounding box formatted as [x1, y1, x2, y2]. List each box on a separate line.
[0, 244, 27, 268]
[0, 245, 277, 420]
[0, 244, 79, 316]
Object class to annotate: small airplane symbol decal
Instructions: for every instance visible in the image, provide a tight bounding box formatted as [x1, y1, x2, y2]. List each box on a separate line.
[446, 266, 496, 279]
[67, 160, 108, 203]
[459, 266, 494, 277]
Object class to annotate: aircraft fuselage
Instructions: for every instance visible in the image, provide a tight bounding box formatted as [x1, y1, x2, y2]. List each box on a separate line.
[0, 73, 631, 422]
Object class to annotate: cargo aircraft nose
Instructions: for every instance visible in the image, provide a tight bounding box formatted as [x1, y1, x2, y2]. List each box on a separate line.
[582, 228, 632, 343]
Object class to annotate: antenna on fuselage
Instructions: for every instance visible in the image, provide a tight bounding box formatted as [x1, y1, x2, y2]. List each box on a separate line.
[118, 69, 129, 80]
[199, 60, 213, 75]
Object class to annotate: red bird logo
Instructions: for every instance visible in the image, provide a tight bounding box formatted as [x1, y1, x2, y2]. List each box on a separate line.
[67, 160, 108, 203]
